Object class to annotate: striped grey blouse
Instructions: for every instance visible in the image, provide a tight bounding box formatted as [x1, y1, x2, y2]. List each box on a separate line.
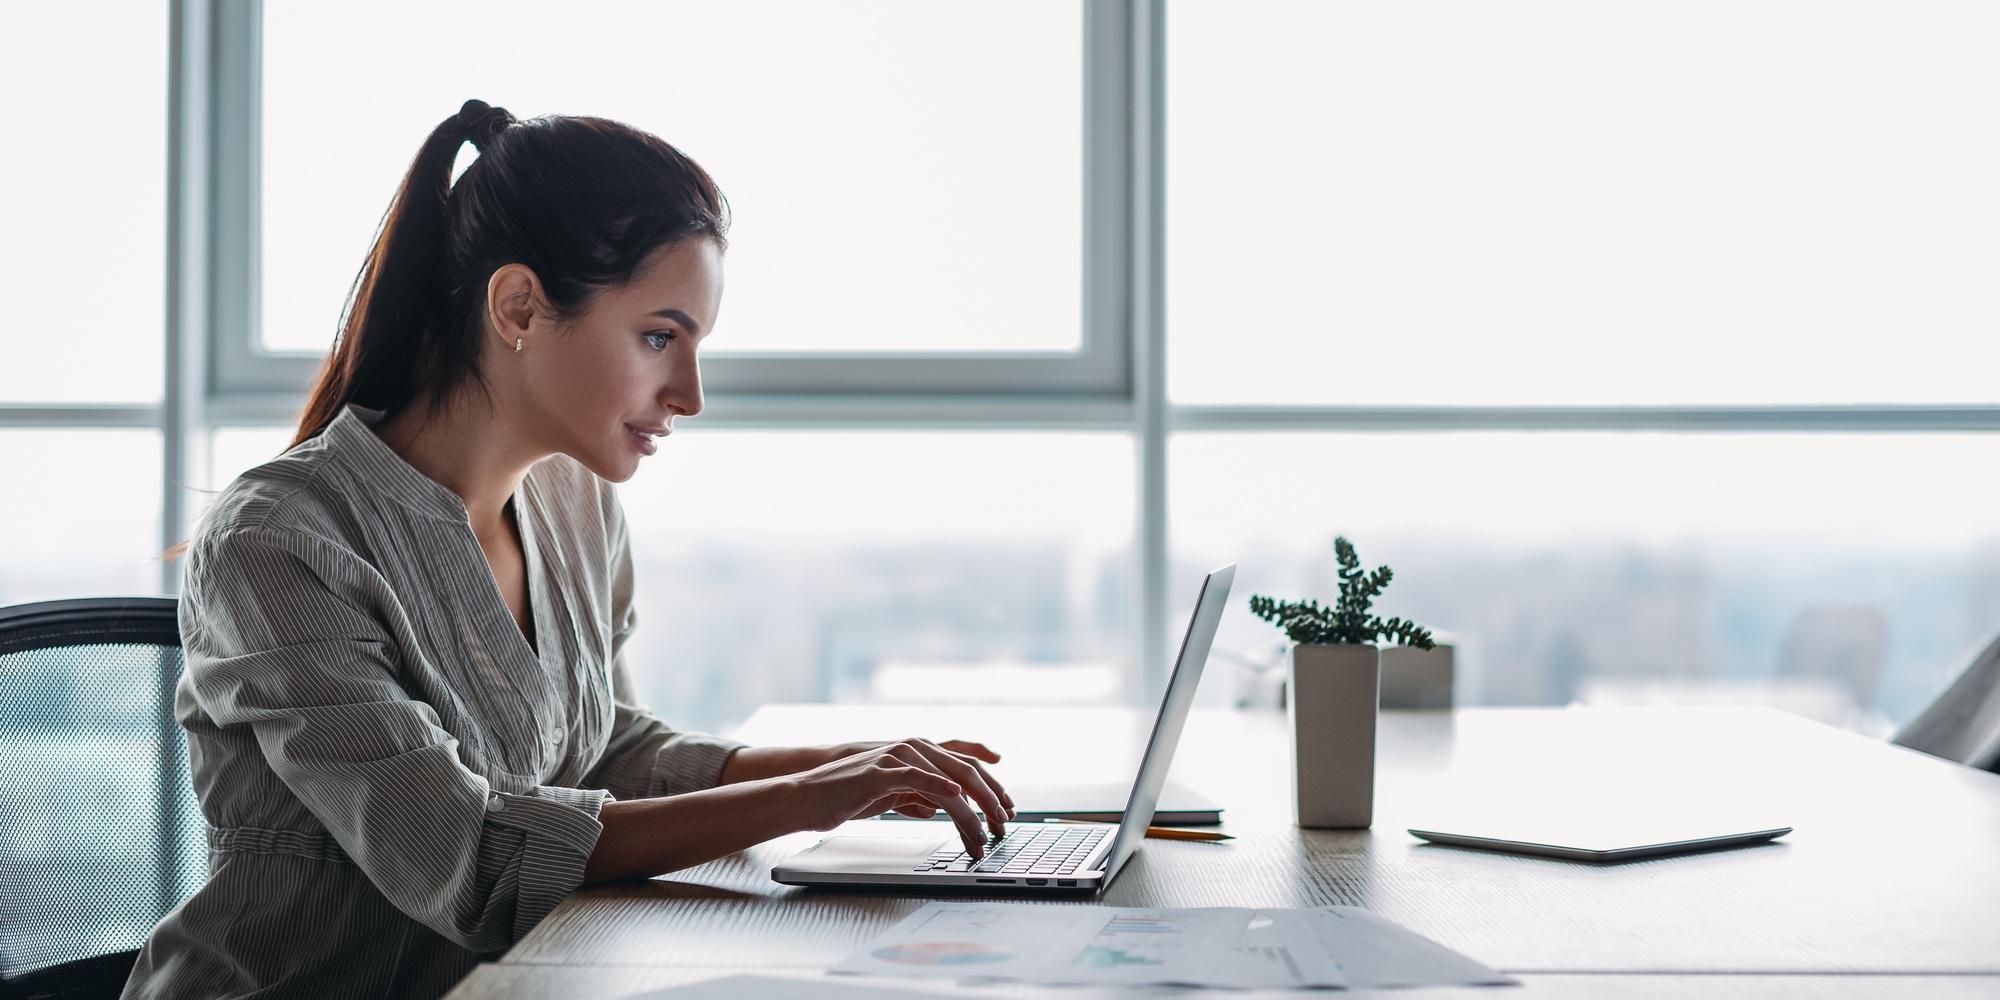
[121, 404, 746, 999]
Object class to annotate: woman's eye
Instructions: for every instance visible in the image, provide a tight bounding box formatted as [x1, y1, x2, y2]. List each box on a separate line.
[642, 331, 676, 352]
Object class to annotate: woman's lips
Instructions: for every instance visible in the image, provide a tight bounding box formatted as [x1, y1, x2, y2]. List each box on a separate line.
[625, 423, 666, 456]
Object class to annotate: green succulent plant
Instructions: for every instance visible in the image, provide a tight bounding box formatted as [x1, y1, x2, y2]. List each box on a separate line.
[1249, 536, 1436, 649]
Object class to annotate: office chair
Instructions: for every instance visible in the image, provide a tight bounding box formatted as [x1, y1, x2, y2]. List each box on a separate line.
[1894, 631, 2000, 774]
[0, 598, 205, 1000]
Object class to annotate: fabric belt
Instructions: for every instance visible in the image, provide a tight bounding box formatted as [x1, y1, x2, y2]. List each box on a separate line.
[208, 824, 354, 864]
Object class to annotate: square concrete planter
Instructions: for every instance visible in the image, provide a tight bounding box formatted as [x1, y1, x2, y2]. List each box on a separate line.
[1288, 643, 1380, 829]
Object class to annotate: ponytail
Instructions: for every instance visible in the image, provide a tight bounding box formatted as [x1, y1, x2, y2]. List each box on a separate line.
[292, 100, 524, 446]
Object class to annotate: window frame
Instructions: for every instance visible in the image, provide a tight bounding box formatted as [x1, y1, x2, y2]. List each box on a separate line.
[5, 0, 2000, 703]
[206, 0, 1134, 402]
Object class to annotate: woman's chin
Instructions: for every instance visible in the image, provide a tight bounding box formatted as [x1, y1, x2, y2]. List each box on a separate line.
[604, 456, 642, 483]
[571, 447, 641, 484]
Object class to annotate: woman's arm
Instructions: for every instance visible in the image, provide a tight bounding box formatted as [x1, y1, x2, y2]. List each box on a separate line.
[581, 741, 1003, 883]
[716, 745, 838, 784]
[582, 775, 805, 883]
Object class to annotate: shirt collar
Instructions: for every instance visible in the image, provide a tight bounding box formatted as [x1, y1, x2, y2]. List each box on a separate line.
[325, 404, 474, 522]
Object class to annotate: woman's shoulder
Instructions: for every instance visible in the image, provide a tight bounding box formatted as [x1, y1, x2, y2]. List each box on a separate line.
[185, 434, 402, 588]
[188, 435, 360, 560]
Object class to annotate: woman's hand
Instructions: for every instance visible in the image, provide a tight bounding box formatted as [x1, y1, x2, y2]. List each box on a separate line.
[789, 739, 1015, 860]
[831, 739, 1013, 825]
[722, 739, 1009, 794]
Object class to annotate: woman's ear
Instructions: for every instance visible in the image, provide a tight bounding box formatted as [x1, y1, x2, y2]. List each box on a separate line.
[485, 264, 550, 350]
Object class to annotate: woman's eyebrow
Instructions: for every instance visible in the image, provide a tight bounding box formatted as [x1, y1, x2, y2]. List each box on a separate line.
[648, 307, 702, 337]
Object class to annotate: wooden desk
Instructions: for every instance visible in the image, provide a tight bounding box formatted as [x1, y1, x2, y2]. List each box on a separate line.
[448, 705, 2000, 998]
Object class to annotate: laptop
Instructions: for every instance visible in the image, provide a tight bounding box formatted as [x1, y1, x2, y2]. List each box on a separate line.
[772, 564, 1236, 894]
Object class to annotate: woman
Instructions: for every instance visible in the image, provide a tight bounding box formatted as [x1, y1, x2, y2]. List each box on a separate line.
[123, 100, 1014, 1000]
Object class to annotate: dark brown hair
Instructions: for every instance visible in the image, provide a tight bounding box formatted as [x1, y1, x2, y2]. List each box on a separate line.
[291, 99, 730, 447]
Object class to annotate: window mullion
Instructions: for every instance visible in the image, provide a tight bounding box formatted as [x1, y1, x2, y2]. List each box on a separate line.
[162, 0, 223, 593]
[1127, 0, 1170, 706]
[203, 0, 273, 400]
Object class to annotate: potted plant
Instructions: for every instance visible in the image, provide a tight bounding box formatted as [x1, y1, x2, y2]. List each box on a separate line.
[1250, 536, 1434, 829]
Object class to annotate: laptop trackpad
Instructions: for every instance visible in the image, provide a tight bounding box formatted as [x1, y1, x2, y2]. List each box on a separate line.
[795, 836, 947, 871]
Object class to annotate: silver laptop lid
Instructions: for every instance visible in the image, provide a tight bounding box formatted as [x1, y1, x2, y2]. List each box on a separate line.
[1096, 564, 1235, 882]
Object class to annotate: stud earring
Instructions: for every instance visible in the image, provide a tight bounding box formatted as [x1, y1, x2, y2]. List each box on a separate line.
[514, 337, 523, 353]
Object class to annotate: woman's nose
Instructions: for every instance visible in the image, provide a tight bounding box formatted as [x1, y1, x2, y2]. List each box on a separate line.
[663, 359, 703, 418]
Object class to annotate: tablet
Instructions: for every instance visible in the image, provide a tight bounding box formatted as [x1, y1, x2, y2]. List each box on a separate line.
[1407, 824, 1792, 862]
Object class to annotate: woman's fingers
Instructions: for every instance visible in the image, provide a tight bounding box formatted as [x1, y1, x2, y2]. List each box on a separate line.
[890, 791, 940, 818]
[862, 793, 938, 820]
[941, 739, 1001, 764]
[936, 740, 1012, 816]
[861, 791, 940, 819]
[854, 793, 902, 819]
[885, 763, 987, 858]
[952, 750, 1014, 815]
[903, 738, 1009, 839]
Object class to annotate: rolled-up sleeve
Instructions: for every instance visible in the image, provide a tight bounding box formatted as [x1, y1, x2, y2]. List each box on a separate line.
[183, 527, 610, 953]
[580, 500, 746, 800]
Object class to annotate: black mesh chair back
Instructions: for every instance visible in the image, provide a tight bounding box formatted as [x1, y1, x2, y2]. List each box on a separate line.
[0, 598, 205, 1000]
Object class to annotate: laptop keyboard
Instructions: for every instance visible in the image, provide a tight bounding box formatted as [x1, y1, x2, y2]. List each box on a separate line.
[913, 825, 1110, 876]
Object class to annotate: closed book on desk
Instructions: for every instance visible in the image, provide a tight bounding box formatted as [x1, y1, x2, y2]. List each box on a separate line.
[1011, 780, 1222, 825]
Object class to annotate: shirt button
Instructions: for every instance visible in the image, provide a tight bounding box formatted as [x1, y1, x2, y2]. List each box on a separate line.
[485, 795, 505, 813]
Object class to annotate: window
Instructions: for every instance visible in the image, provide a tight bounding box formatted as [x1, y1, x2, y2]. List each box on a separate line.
[1166, 0, 2000, 406]
[258, 0, 1087, 368]
[1172, 431, 2000, 732]
[0, 3, 168, 606]
[209, 427, 1137, 734]
[0, 432, 164, 605]
[8, 2, 1998, 739]
[207, 427, 291, 501]
[619, 430, 1133, 731]
[0, 1, 166, 404]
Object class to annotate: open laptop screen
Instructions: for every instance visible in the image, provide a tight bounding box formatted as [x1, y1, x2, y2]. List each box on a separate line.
[1098, 564, 1235, 882]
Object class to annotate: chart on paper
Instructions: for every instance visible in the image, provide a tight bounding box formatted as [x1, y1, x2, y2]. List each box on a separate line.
[834, 903, 1349, 989]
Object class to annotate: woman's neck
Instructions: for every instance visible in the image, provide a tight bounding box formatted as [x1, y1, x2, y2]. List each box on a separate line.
[373, 392, 547, 538]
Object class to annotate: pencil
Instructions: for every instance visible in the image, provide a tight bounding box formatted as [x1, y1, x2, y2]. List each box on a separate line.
[1141, 826, 1234, 842]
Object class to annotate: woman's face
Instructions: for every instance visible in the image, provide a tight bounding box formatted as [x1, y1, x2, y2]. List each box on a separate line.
[508, 237, 724, 483]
